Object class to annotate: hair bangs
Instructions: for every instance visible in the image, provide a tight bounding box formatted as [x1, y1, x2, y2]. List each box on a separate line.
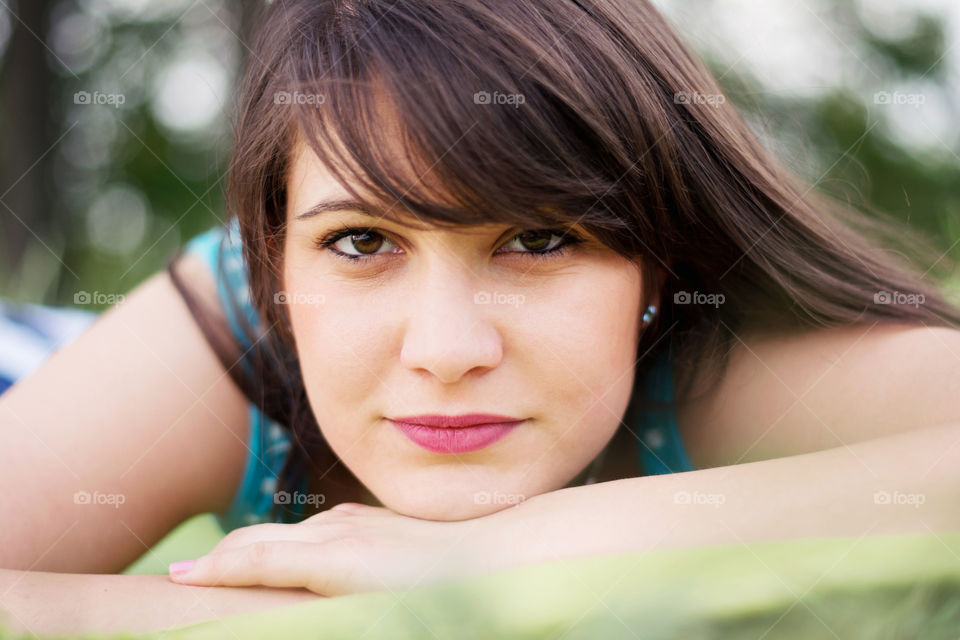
[283, 0, 640, 242]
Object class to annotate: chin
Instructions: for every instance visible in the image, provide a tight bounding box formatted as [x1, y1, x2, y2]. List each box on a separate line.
[379, 491, 522, 521]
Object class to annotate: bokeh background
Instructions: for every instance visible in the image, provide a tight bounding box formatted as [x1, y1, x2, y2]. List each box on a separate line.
[0, 0, 958, 306]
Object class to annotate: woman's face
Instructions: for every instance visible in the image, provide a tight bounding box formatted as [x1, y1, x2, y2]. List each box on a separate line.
[282, 139, 650, 521]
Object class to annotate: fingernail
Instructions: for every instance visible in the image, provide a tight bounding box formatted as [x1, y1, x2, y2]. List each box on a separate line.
[169, 560, 195, 577]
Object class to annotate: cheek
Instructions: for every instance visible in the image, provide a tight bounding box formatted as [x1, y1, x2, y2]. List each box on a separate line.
[283, 267, 389, 427]
[517, 264, 642, 451]
[519, 262, 643, 407]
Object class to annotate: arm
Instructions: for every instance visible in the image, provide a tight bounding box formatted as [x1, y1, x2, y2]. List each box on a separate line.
[485, 421, 960, 571]
[145, 422, 960, 601]
[677, 322, 960, 469]
[0, 252, 250, 572]
[0, 569, 318, 636]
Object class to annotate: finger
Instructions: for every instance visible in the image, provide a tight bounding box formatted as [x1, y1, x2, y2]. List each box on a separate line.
[329, 501, 365, 512]
[300, 502, 365, 525]
[211, 522, 322, 553]
[310, 502, 396, 520]
[170, 540, 335, 591]
[215, 511, 378, 553]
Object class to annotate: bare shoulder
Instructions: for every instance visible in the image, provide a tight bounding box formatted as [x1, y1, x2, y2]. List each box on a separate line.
[674, 321, 960, 469]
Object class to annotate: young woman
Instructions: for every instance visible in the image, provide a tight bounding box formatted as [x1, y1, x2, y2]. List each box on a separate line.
[3, 0, 960, 634]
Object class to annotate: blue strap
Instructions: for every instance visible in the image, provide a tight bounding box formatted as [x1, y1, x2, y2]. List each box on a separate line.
[636, 348, 696, 475]
[183, 219, 259, 373]
[182, 221, 308, 532]
[216, 410, 302, 532]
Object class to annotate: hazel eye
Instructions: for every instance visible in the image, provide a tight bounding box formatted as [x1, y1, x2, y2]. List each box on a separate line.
[333, 230, 394, 256]
[314, 225, 584, 264]
[314, 228, 400, 261]
[498, 229, 566, 254]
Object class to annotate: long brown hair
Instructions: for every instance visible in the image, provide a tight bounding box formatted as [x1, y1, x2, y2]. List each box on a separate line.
[167, 0, 960, 523]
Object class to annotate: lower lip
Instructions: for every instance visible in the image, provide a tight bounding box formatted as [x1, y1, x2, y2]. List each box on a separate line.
[390, 420, 524, 453]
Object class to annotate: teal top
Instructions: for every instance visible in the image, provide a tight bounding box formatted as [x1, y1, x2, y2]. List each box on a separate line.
[182, 219, 696, 533]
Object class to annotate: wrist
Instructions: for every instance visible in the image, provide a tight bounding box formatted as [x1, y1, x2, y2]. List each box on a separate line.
[463, 489, 575, 576]
[445, 503, 531, 579]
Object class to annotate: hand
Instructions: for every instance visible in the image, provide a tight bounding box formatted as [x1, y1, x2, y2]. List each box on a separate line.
[167, 502, 497, 596]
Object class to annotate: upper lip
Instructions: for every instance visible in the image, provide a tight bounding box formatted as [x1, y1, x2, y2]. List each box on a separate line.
[389, 414, 525, 428]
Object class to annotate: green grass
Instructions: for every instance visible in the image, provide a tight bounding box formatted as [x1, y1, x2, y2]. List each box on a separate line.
[122, 514, 225, 576]
[5, 526, 959, 639]
[147, 529, 960, 639]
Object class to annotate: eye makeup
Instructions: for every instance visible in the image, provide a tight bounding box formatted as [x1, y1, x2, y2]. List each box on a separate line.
[312, 225, 586, 265]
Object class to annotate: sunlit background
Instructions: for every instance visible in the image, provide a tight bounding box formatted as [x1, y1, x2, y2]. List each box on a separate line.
[0, 0, 958, 306]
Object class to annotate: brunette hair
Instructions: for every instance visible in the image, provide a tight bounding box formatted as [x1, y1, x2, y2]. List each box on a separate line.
[167, 0, 960, 523]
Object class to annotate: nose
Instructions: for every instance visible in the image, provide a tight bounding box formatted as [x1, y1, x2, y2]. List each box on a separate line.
[399, 264, 504, 384]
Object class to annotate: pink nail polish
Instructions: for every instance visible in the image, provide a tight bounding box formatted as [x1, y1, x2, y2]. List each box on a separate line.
[169, 560, 195, 576]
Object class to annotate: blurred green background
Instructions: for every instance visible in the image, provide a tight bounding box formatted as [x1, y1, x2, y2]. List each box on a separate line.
[0, 0, 957, 305]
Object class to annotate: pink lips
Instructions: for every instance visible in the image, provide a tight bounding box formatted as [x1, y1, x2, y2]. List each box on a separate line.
[389, 414, 525, 453]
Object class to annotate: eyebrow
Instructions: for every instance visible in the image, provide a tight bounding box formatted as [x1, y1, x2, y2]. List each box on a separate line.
[295, 198, 380, 220]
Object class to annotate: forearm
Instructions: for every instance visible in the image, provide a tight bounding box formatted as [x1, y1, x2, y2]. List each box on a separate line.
[495, 421, 960, 570]
[0, 569, 319, 636]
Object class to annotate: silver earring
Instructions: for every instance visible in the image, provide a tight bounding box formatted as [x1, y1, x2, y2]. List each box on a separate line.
[642, 304, 657, 324]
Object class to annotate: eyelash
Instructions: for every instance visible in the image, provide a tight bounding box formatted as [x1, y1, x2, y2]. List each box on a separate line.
[312, 226, 585, 264]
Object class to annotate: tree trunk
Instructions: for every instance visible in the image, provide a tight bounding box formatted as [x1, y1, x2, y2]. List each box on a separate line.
[0, 0, 57, 289]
